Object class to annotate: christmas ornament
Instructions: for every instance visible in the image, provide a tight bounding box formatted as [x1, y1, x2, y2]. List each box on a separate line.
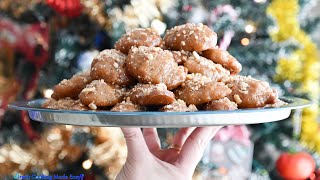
[46, 0, 82, 18]
[276, 152, 315, 180]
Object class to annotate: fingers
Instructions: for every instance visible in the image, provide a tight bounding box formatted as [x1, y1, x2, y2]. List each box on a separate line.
[172, 127, 196, 149]
[175, 126, 222, 172]
[143, 128, 161, 153]
[121, 128, 149, 159]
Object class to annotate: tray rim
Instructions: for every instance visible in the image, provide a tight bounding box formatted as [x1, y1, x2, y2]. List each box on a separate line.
[8, 96, 312, 116]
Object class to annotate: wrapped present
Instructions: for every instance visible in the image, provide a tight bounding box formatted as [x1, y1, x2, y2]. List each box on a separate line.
[200, 126, 253, 180]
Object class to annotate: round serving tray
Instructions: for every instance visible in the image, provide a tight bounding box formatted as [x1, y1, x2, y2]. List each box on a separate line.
[8, 97, 311, 127]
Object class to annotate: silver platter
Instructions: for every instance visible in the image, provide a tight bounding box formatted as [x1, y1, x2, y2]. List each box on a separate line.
[8, 97, 311, 127]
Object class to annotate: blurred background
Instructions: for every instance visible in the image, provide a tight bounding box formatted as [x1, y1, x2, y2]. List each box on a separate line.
[0, 0, 319, 179]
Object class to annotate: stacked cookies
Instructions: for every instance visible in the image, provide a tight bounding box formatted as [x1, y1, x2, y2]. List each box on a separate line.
[43, 23, 281, 112]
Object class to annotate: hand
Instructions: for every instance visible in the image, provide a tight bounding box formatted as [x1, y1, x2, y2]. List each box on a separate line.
[116, 127, 222, 180]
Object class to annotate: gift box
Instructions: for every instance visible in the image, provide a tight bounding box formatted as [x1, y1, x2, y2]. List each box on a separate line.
[200, 126, 253, 180]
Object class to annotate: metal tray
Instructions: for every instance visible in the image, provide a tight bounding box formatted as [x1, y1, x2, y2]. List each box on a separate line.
[8, 97, 311, 127]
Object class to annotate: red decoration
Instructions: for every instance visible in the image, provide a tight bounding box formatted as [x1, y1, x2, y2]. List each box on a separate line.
[276, 152, 315, 180]
[46, 0, 82, 18]
[0, 17, 47, 139]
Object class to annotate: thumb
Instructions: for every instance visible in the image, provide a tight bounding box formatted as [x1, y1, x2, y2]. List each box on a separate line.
[121, 128, 149, 159]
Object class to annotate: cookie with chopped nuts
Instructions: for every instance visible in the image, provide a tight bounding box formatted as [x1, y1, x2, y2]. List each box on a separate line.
[161, 99, 197, 112]
[224, 75, 278, 108]
[202, 48, 242, 75]
[114, 28, 162, 54]
[78, 80, 124, 107]
[174, 73, 232, 105]
[128, 83, 175, 106]
[51, 71, 92, 100]
[90, 49, 134, 86]
[163, 23, 217, 52]
[171, 50, 192, 65]
[111, 99, 145, 112]
[205, 97, 238, 111]
[126, 46, 187, 90]
[42, 98, 89, 110]
[184, 51, 230, 81]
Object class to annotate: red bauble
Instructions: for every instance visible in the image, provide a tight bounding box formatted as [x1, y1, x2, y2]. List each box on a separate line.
[46, 0, 82, 18]
[276, 152, 315, 180]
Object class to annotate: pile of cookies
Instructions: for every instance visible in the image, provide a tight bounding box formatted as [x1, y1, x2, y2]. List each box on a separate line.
[43, 23, 283, 112]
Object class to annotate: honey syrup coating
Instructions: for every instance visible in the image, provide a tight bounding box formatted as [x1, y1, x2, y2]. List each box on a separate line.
[223, 75, 278, 108]
[184, 51, 230, 81]
[126, 46, 187, 90]
[161, 99, 197, 112]
[128, 83, 175, 106]
[114, 28, 162, 54]
[42, 98, 89, 111]
[171, 50, 192, 65]
[111, 98, 145, 112]
[163, 23, 217, 52]
[90, 49, 134, 86]
[205, 97, 238, 111]
[78, 80, 124, 107]
[174, 73, 232, 105]
[202, 48, 242, 75]
[51, 71, 92, 100]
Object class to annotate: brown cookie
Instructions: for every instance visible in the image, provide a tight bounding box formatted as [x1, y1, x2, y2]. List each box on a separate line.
[171, 50, 192, 65]
[114, 28, 162, 54]
[174, 73, 232, 105]
[184, 51, 230, 81]
[78, 80, 124, 107]
[126, 46, 187, 90]
[128, 83, 175, 106]
[205, 97, 238, 110]
[42, 98, 89, 110]
[90, 49, 134, 86]
[202, 48, 242, 75]
[161, 99, 197, 112]
[163, 23, 217, 52]
[111, 98, 145, 112]
[51, 71, 92, 100]
[224, 75, 278, 108]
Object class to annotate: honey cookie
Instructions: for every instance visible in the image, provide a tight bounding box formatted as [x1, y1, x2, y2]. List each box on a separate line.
[51, 71, 92, 100]
[171, 50, 192, 65]
[161, 99, 197, 112]
[205, 97, 238, 110]
[163, 23, 217, 52]
[202, 48, 242, 75]
[224, 75, 278, 108]
[184, 51, 230, 81]
[78, 80, 124, 108]
[128, 83, 175, 106]
[174, 73, 232, 105]
[42, 98, 89, 111]
[114, 28, 162, 54]
[90, 49, 134, 86]
[111, 98, 145, 112]
[126, 46, 187, 90]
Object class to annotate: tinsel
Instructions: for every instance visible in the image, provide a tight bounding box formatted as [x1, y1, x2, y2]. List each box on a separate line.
[0, 126, 126, 178]
[267, 0, 320, 151]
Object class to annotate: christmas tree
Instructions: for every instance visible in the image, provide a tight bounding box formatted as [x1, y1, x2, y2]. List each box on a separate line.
[0, 0, 319, 179]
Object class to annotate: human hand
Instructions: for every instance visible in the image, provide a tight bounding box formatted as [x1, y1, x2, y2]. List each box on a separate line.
[116, 127, 222, 180]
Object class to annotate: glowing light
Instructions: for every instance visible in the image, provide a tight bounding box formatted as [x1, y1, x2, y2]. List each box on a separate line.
[43, 89, 54, 98]
[65, 125, 73, 130]
[254, 0, 267, 3]
[151, 19, 167, 35]
[241, 38, 250, 46]
[245, 24, 255, 33]
[82, 159, 93, 170]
